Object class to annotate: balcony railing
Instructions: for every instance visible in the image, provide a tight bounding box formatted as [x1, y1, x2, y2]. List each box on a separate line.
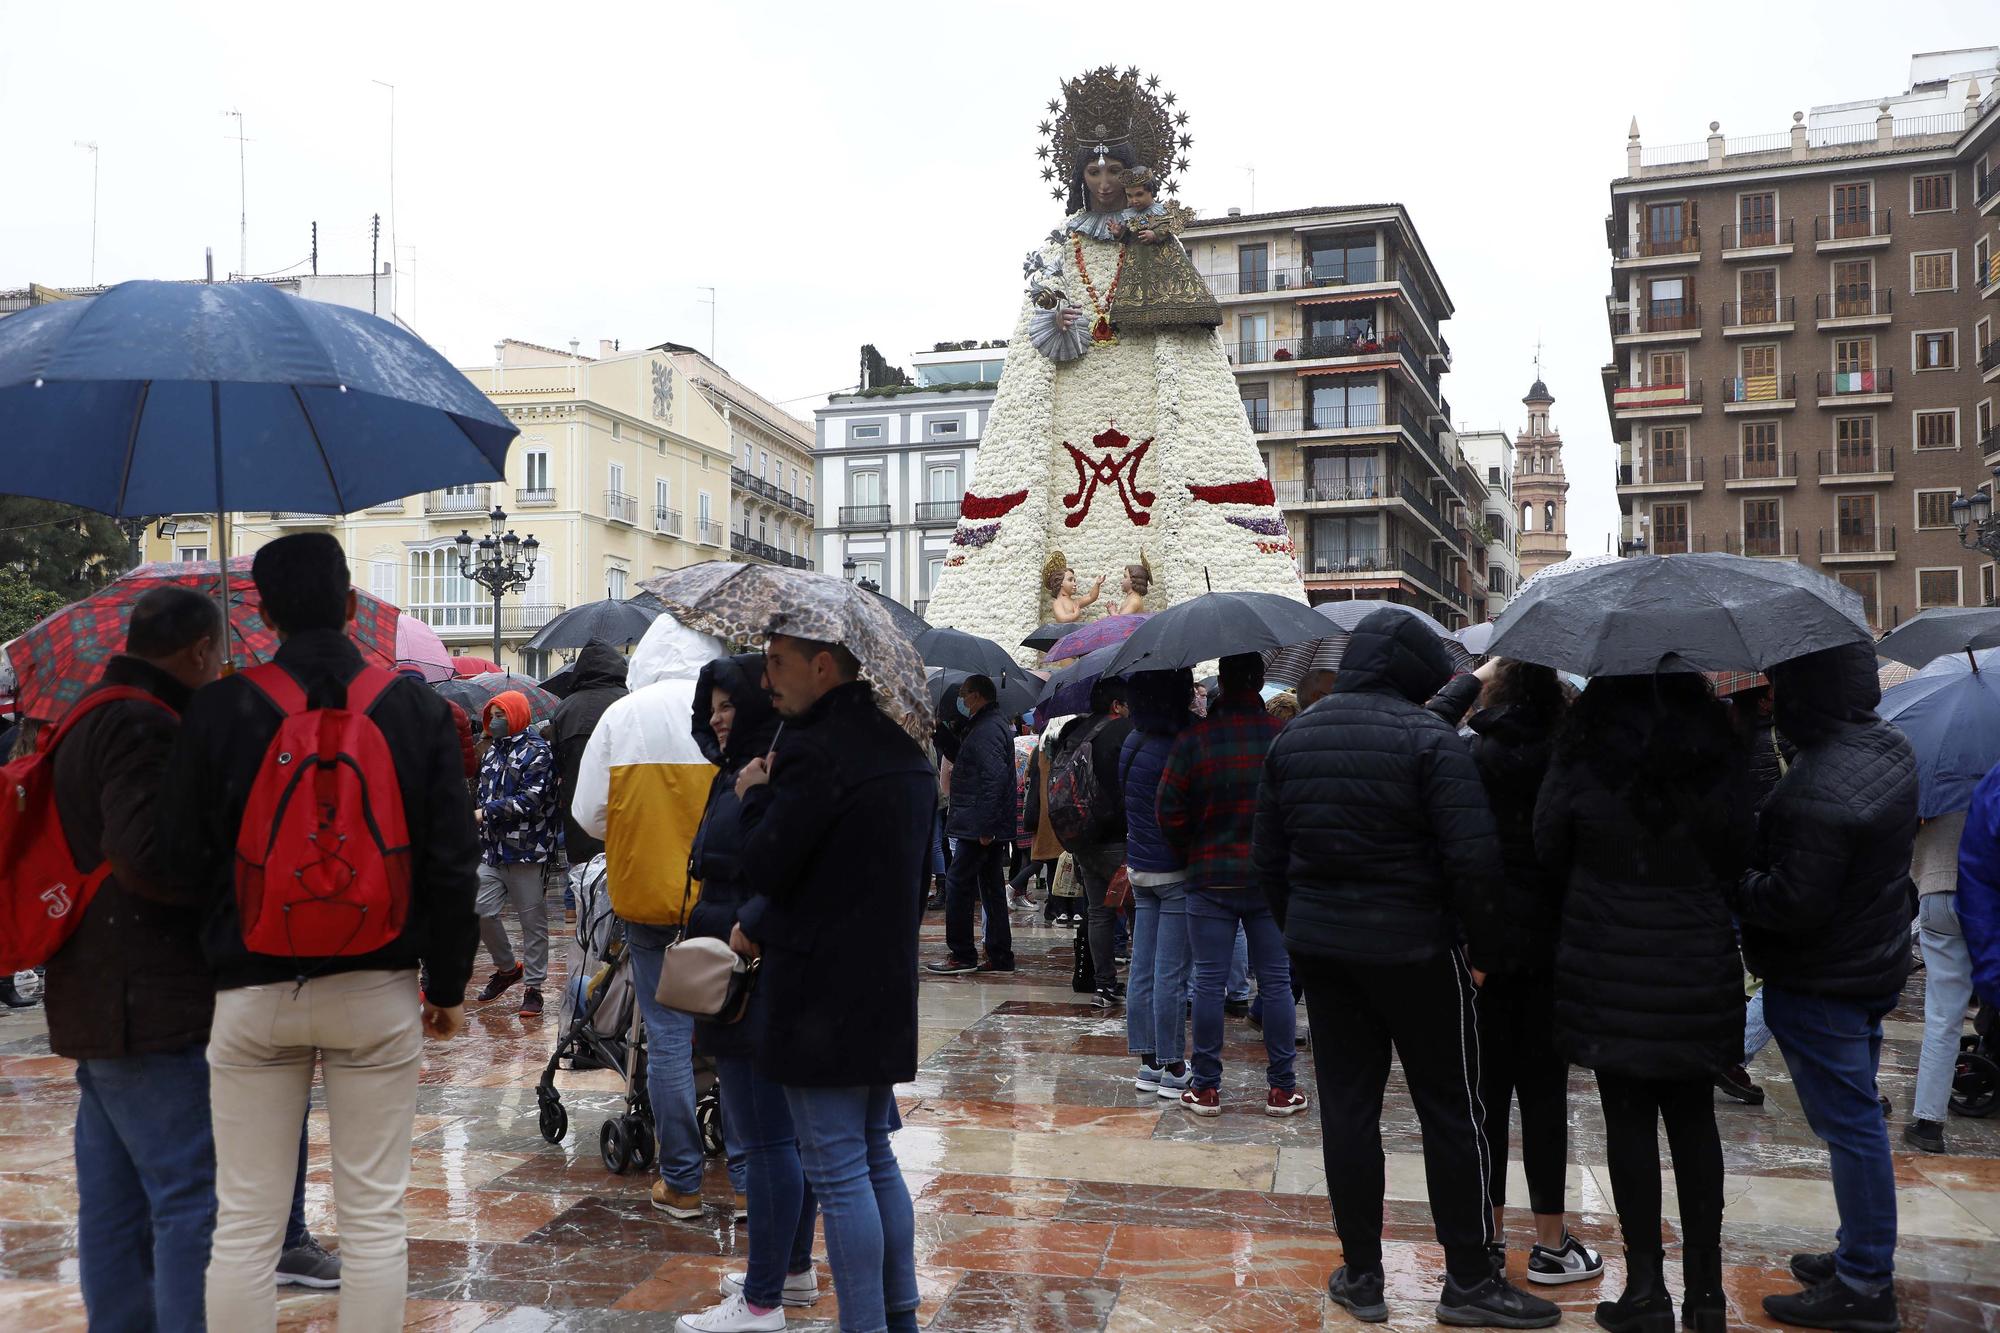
[1629, 303, 1702, 335]
[1980, 338, 2000, 374]
[426, 487, 490, 515]
[1719, 219, 1795, 250]
[1400, 551, 1467, 608]
[780, 491, 815, 519]
[605, 490, 637, 525]
[1618, 228, 1701, 259]
[1204, 258, 1394, 296]
[272, 511, 336, 523]
[1275, 478, 1388, 505]
[1982, 422, 2000, 458]
[1612, 380, 1702, 411]
[1817, 445, 1896, 478]
[1724, 451, 1798, 482]
[1303, 545, 1393, 577]
[515, 487, 557, 507]
[729, 530, 747, 554]
[1725, 528, 1798, 558]
[1814, 289, 1893, 321]
[1625, 455, 1705, 485]
[1814, 209, 1892, 243]
[730, 531, 783, 562]
[1721, 297, 1796, 329]
[655, 505, 683, 536]
[696, 519, 720, 545]
[1980, 168, 2000, 209]
[1227, 328, 1425, 368]
[1821, 524, 1897, 557]
[838, 504, 892, 529]
[1399, 479, 1465, 553]
[914, 499, 962, 524]
[1816, 368, 1894, 398]
[500, 603, 564, 633]
[1723, 373, 1795, 404]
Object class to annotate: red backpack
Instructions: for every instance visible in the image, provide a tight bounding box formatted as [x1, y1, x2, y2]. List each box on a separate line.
[234, 664, 413, 959]
[0, 687, 175, 973]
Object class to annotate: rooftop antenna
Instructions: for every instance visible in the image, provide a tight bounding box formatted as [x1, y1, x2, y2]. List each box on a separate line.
[222, 110, 249, 277]
[74, 141, 99, 285]
[697, 286, 717, 361]
[371, 80, 397, 313]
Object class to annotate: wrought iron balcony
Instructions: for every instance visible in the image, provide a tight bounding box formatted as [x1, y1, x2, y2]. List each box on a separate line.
[604, 491, 637, 525]
[426, 487, 490, 515]
[838, 504, 892, 529]
[914, 499, 962, 525]
[654, 506, 683, 536]
[515, 487, 557, 507]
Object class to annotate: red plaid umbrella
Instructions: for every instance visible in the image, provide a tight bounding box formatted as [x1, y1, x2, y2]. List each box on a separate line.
[5, 556, 400, 724]
[1704, 670, 1769, 698]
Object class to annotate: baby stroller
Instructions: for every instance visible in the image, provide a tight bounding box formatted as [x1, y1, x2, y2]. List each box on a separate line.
[535, 857, 727, 1170]
[1951, 1000, 1998, 1119]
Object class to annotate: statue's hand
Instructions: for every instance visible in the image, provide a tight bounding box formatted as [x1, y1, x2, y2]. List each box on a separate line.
[1057, 306, 1081, 331]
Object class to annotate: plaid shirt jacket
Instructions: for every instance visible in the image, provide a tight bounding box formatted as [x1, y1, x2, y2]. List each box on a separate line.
[1156, 691, 1282, 898]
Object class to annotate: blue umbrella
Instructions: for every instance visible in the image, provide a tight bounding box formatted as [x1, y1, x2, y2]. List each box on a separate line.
[1879, 648, 2000, 817]
[0, 281, 514, 524]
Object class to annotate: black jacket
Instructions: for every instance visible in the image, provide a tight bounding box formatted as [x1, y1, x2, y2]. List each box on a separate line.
[1733, 642, 1919, 1000]
[1253, 610, 1505, 968]
[1466, 702, 1564, 974]
[686, 655, 783, 1059]
[1534, 690, 1752, 1077]
[549, 640, 629, 862]
[945, 702, 1017, 841]
[1045, 709, 1134, 846]
[46, 657, 213, 1060]
[164, 629, 482, 1006]
[736, 681, 936, 1087]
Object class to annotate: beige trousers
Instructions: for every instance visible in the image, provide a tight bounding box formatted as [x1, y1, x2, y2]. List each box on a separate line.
[205, 969, 423, 1333]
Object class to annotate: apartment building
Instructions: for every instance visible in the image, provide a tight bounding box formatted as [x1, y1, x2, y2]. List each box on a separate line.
[1182, 204, 1483, 628]
[1607, 48, 2000, 628]
[1454, 426, 1521, 617]
[814, 344, 1003, 614]
[658, 343, 817, 570]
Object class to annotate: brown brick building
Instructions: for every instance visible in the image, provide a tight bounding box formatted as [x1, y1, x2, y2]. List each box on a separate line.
[1606, 50, 2000, 629]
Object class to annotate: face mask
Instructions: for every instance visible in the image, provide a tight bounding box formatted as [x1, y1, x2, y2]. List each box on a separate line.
[486, 714, 509, 739]
[956, 696, 972, 718]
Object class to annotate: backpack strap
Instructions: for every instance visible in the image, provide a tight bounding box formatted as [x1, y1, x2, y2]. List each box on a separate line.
[240, 663, 310, 717]
[343, 666, 401, 716]
[41, 686, 173, 754]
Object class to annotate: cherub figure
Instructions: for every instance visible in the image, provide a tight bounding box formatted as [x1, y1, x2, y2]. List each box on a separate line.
[1117, 554, 1153, 616]
[1043, 551, 1104, 623]
[1107, 167, 1218, 332]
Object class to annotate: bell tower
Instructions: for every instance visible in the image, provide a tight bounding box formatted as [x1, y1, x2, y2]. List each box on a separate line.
[1513, 369, 1570, 582]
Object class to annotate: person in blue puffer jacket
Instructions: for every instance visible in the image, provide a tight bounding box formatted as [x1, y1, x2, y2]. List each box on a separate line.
[1119, 668, 1194, 1098]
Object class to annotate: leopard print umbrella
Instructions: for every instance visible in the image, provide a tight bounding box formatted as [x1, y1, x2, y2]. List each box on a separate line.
[639, 561, 934, 744]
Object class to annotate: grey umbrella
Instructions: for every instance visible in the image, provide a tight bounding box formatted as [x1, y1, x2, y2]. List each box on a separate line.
[1874, 607, 2000, 669]
[1262, 600, 1472, 688]
[1487, 553, 1871, 675]
[523, 597, 661, 652]
[1102, 591, 1327, 676]
[1022, 622, 1070, 651]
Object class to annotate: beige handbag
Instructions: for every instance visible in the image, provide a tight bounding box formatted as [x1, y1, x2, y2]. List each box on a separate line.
[655, 934, 758, 1022]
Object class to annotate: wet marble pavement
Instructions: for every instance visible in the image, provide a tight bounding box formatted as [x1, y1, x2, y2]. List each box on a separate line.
[1, 912, 1997, 1330]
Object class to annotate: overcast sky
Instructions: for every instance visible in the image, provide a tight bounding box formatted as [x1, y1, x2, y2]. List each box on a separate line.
[5, 1, 1996, 552]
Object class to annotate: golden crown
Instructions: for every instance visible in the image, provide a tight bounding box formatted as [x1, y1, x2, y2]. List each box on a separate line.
[1034, 66, 1192, 207]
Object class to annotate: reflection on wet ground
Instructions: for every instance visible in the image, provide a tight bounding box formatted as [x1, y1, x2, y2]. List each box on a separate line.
[0, 913, 1995, 1329]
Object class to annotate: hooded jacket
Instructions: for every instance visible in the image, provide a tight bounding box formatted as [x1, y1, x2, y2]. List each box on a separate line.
[549, 640, 629, 862]
[1955, 765, 2000, 1005]
[477, 691, 560, 865]
[1252, 609, 1505, 967]
[1733, 641, 1919, 999]
[573, 614, 725, 926]
[1466, 700, 1564, 973]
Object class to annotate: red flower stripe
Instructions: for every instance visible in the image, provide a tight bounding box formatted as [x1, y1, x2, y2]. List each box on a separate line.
[960, 489, 1028, 520]
[1186, 478, 1276, 506]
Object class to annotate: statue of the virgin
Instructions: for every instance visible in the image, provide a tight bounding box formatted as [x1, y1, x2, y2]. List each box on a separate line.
[922, 66, 1304, 661]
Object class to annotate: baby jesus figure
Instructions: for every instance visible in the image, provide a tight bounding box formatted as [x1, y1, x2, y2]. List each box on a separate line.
[1107, 167, 1220, 332]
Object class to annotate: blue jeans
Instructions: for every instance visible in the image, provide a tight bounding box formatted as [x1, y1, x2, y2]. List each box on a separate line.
[943, 838, 1012, 968]
[1915, 893, 1975, 1123]
[1744, 985, 1773, 1062]
[624, 922, 708, 1194]
[1226, 923, 1252, 1003]
[1186, 890, 1296, 1091]
[1763, 984, 1900, 1293]
[74, 1044, 216, 1333]
[717, 1055, 819, 1309]
[1126, 877, 1189, 1063]
[784, 1085, 918, 1333]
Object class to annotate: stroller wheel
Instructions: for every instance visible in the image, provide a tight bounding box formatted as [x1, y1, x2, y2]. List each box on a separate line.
[697, 1086, 725, 1159]
[538, 1099, 569, 1145]
[627, 1116, 656, 1172]
[600, 1117, 632, 1174]
[1951, 1044, 1999, 1118]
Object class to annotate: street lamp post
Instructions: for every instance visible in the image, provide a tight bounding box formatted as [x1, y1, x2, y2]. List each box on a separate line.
[455, 505, 540, 666]
[1951, 467, 2000, 570]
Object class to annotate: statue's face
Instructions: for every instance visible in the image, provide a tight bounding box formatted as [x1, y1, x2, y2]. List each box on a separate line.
[1126, 183, 1155, 210]
[1120, 569, 1133, 593]
[1083, 157, 1127, 212]
[1060, 569, 1078, 596]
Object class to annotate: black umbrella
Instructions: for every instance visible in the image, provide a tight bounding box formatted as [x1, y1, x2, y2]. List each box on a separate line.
[1262, 599, 1472, 688]
[915, 625, 1018, 677]
[1036, 644, 1125, 718]
[1021, 622, 1071, 651]
[1874, 607, 2000, 669]
[523, 597, 661, 652]
[539, 664, 577, 699]
[929, 667, 1040, 719]
[1102, 591, 1327, 676]
[1486, 552, 1871, 676]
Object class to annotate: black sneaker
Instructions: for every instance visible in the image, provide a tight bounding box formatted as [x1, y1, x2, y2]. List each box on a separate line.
[475, 965, 524, 1003]
[1762, 1276, 1900, 1332]
[1326, 1265, 1388, 1323]
[1435, 1272, 1561, 1328]
[1901, 1119, 1945, 1154]
[275, 1233, 342, 1289]
[1714, 1065, 1765, 1105]
[926, 958, 979, 976]
[1525, 1232, 1603, 1285]
[975, 959, 1016, 974]
[1091, 988, 1120, 1009]
[1790, 1253, 1837, 1287]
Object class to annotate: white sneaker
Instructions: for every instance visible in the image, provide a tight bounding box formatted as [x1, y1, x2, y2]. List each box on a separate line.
[676, 1291, 786, 1332]
[720, 1265, 821, 1308]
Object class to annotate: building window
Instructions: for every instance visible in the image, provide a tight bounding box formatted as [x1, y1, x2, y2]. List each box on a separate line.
[1739, 267, 1778, 324]
[1237, 313, 1270, 364]
[1738, 191, 1776, 246]
[1742, 498, 1781, 556]
[850, 424, 882, 442]
[1645, 200, 1689, 253]
[655, 476, 671, 517]
[1912, 172, 1954, 213]
[1309, 381, 1380, 431]
[1239, 383, 1269, 432]
[1915, 330, 1957, 371]
[1651, 503, 1690, 555]
[1915, 410, 1958, 451]
[1980, 399, 1995, 446]
[1741, 343, 1778, 387]
[1834, 337, 1874, 374]
[926, 462, 959, 502]
[850, 558, 884, 588]
[519, 649, 550, 679]
[1836, 494, 1878, 553]
[177, 545, 209, 562]
[758, 449, 768, 479]
[1838, 571, 1880, 627]
[1917, 490, 1958, 529]
[1832, 182, 1874, 238]
[1919, 567, 1963, 609]
[698, 492, 712, 529]
[847, 469, 883, 508]
[408, 547, 490, 628]
[927, 419, 960, 438]
[1986, 564, 1997, 608]
[925, 556, 945, 595]
[611, 421, 621, 440]
[1912, 251, 1955, 292]
[524, 449, 550, 494]
[1741, 421, 1780, 477]
[1835, 416, 1876, 473]
[1832, 259, 1874, 316]
[1648, 426, 1687, 483]
[609, 460, 625, 497]
[1646, 276, 1687, 327]
[607, 566, 627, 600]
[1237, 243, 1269, 294]
[790, 466, 801, 496]
[1646, 348, 1688, 386]
[1306, 235, 1378, 284]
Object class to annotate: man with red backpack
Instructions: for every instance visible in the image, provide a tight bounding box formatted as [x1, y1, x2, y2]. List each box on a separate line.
[165, 533, 480, 1330]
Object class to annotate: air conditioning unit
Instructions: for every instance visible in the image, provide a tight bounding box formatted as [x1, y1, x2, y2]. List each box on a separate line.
[1276, 273, 1290, 290]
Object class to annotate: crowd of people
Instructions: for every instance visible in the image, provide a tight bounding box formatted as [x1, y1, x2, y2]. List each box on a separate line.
[18, 536, 2000, 1333]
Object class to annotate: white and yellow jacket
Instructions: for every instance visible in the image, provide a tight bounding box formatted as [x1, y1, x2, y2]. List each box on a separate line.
[573, 615, 725, 927]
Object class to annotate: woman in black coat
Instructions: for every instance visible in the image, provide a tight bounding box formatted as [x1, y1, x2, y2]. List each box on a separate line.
[1464, 662, 1601, 1286]
[1533, 673, 1752, 1333]
[684, 655, 820, 1320]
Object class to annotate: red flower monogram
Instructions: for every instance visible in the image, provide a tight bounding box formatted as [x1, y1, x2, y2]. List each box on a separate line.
[1061, 424, 1155, 528]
